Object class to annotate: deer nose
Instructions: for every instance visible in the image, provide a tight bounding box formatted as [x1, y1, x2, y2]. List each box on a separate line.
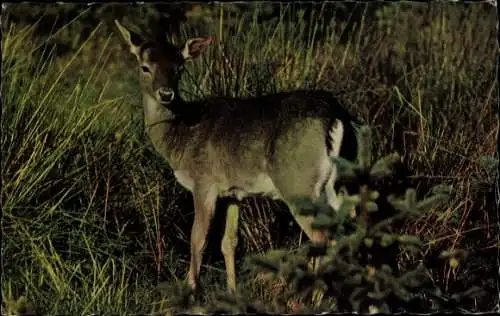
[158, 89, 175, 104]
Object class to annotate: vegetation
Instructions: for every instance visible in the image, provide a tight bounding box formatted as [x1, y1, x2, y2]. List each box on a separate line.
[2, 2, 498, 314]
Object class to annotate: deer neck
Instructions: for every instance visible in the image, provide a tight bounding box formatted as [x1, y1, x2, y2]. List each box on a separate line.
[142, 93, 189, 170]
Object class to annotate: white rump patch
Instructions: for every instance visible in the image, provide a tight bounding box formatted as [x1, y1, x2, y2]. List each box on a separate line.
[328, 119, 344, 157]
[326, 119, 345, 211]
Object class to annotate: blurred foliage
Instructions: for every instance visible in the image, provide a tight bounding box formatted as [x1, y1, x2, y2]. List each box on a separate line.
[2, 2, 377, 50]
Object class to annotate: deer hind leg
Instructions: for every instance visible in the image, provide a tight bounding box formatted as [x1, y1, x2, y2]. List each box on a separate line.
[288, 205, 328, 244]
[288, 154, 339, 245]
[188, 185, 217, 292]
[281, 158, 332, 245]
[286, 202, 327, 278]
[287, 163, 334, 306]
[221, 203, 239, 293]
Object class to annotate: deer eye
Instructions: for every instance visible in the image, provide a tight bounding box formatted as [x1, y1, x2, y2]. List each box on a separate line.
[141, 66, 151, 73]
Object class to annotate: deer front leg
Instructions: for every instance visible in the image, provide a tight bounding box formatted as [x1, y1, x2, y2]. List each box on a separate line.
[188, 185, 217, 292]
[221, 203, 239, 293]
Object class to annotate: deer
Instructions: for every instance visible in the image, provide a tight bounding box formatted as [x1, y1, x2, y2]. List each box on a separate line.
[114, 20, 359, 295]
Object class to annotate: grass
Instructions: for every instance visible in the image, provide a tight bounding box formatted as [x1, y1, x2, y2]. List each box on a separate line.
[2, 2, 498, 314]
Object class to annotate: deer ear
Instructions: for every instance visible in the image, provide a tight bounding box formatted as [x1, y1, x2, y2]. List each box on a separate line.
[114, 20, 143, 59]
[181, 37, 213, 60]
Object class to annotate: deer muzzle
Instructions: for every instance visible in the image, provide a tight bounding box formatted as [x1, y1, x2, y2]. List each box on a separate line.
[158, 88, 175, 105]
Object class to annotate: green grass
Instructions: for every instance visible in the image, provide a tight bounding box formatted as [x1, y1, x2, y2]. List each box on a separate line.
[2, 2, 498, 314]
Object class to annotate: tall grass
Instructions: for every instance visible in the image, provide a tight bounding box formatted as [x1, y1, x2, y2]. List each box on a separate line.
[180, 2, 357, 100]
[1, 2, 498, 314]
[1, 17, 168, 315]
